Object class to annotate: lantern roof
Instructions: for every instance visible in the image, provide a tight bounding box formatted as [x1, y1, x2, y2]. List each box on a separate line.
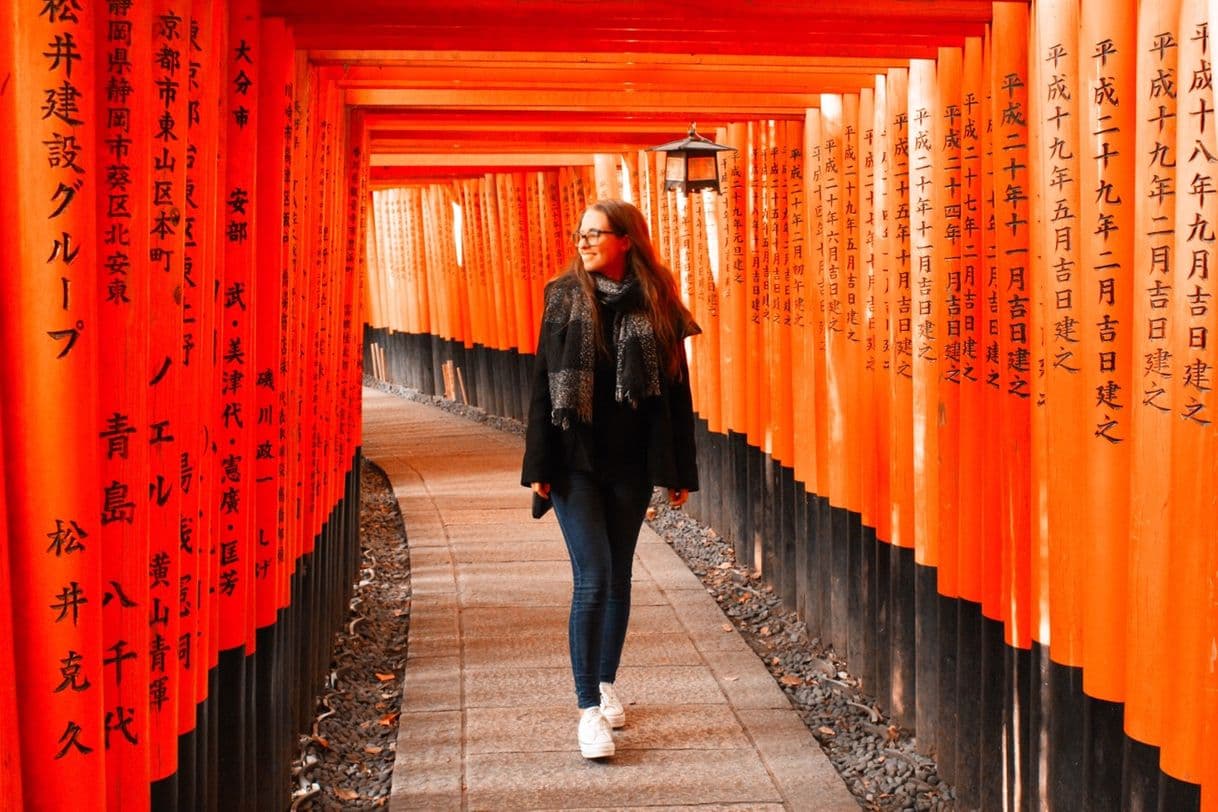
[649, 125, 737, 155]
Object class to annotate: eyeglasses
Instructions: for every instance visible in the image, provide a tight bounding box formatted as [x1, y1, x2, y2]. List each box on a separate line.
[571, 228, 620, 245]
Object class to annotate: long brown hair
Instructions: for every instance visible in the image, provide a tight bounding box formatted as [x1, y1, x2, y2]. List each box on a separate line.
[562, 199, 695, 378]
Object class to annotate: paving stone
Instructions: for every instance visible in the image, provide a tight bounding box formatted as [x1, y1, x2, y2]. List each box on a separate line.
[464, 703, 752, 755]
[462, 632, 702, 670]
[463, 665, 725, 709]
[459, 604, 683, 639]
[465, 748, 783, 809]
[366, 389, 860, 811]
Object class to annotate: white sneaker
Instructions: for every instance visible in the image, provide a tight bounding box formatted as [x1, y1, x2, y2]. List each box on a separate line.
[578, 707, 615, 758]
[599, 682, 625, 729]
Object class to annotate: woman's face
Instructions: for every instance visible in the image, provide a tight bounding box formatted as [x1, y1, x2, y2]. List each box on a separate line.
[577, 209, 630, 276]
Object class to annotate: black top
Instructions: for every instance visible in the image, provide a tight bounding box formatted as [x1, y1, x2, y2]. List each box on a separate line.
[520, 275, 699, 491]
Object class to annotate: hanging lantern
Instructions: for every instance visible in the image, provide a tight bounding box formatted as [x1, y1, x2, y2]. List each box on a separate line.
[648, 123, 736, 194]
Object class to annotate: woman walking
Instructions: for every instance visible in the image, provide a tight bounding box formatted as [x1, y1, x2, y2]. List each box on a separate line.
[521, 199, 700, 759]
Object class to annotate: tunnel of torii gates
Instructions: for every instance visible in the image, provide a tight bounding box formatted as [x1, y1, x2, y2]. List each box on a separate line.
[1, 0, 1218, 809]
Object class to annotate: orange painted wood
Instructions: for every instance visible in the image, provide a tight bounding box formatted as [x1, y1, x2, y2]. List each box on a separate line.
[869, 80, 891, 542]
[935, 46, 963, 594]
[978, 25, 1004, 621]
[955, 37, 986, 604]
[720, 123, 751, 438]
[0, 6, 106, 803]
[695, 186, 723, 437]
[909, 59, 940, 569]
[992, 0, 1033, 647]
[95, 0, 154, 799]
[772, 122, 796, 469]
[1121, 0, 1181, 747]
[819, 96, 849, 508]
[1077, 0, 1135, 694]
[1161, 0, 1215, 783]
[841, 94, 863, 514]
[0, 431, 23, 807]
[256, 17, 296, 628]
[858, 90, 879, 530]
[1033, 0, 1085, 657]
[885, 69, 916, 550]
[216, 0, 260, 653]
[810, 107, 833, 498]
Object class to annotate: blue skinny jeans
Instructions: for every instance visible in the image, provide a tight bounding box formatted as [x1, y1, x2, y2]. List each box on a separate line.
[550, 471, 653, 709]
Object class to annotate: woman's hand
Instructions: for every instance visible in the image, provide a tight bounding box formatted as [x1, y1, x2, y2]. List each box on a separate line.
[667, 488, 688, 508]
[532, 482, 551, 499]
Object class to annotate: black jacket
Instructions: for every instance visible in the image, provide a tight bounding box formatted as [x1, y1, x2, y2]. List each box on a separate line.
[520, 278, 699, 491]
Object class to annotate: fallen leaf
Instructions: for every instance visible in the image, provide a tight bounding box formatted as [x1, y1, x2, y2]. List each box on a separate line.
[816, 726, 836, 738]
[645, 507, 657, 520]
[335, 788, 360, 801]
[780, 674, 802, 686]
[379, 712, 400, 726]
[759, 625, 771, 636]
[364, 745, 384, 755]
[721, 623, 732, 632]
[723, 675, 739, 682]
[375, 672, 395, 682]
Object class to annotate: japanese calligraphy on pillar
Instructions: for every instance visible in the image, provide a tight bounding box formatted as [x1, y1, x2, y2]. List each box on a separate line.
[995, 60, 1031, 400]
[790, 128, 806, 332]
[1139, 29, 1179, 416]
[1175, 20, 1214, 429]
[218, 4, 258, 650]
[939, 55, 965, 386]
[862, 112, 876, 369]
[891, 84, 913, 381]
[821, 100, 844, 339]
[96, 0, 153, 787]
[960, 45, 983, 388]
[909, 63, 936, 369]
[147, 4, 188, 757]
[751, 130, 767, 327]
[1082, 29, 1135, 441]
[1044, 36, 1083, 385]
[23, 0, 105, 784]
[843, 101, 862, 348]
[42, 0, 90, 363]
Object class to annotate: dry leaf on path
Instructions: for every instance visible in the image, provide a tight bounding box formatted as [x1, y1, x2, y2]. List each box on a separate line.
[335, 788, 360, 801]
[375, 672, 395, 682]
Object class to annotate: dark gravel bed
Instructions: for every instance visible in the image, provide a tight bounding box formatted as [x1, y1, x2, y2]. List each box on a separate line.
[289, 459, 411, 810]
[315, 379, 956, 811]
[646, 498, 957, 812]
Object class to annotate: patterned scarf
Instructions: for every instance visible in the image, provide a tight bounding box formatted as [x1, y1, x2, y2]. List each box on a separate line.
[543, 274, 662, 429]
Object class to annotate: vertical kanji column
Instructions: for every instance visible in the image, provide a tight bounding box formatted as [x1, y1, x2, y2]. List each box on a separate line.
[1035, 0, 1087, 678]
[96, 1, 153, 806]
[148, 2, 191, 789]
[185, 0, 226, 734]
[992, 1, 1033, 649]
[1078, 0, 1135, 704]
[1164, 0, 1215, 788]
[1125, 0, 1181, 756]
[0, 3, 105, 804]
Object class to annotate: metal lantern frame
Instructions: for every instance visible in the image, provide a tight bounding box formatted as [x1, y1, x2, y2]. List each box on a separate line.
[648, 123, 736, 194]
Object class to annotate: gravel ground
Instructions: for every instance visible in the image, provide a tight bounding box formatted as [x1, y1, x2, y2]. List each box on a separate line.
[289, 459, 410, 810]
[296, 379, 957, 810]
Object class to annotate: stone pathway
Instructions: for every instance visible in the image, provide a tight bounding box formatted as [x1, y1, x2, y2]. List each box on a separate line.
[362, 387, 858, 811]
